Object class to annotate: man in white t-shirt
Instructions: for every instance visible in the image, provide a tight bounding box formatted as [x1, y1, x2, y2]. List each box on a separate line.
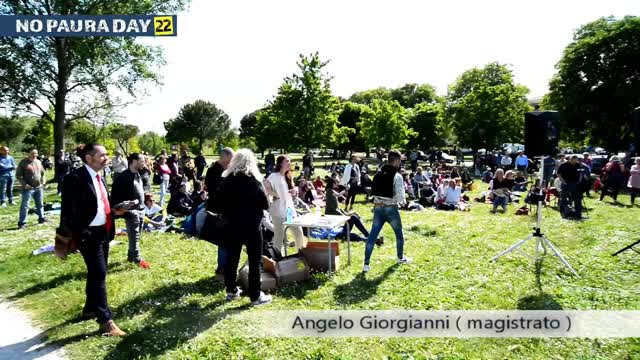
[500, 152, 512, 170]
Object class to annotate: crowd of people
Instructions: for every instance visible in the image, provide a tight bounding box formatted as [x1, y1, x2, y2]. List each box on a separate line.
[2, 140, 640, 338]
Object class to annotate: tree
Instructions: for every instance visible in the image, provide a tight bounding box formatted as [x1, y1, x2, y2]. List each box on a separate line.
[337, 101, 367, 153]
[359, 99, 415, 150]
[254, 107, 288, 152]
[164, 100, 231, 151]
[545, 16, 640, 150]
[23, 116, 54, 155]
[445, 62, 531, 152]
[266, 52, 344, 152]
[349, 87, 392, 105]
[67, 120, 99, 145]
[0, 116, 25, 145]
[109, 123, 139, 155]
[391, 83, 438, 108]
[407, 102, 447, 151]
[0, 0, 190, 177]
[239, 112, 257, 140]
[138, 132, 167, 156]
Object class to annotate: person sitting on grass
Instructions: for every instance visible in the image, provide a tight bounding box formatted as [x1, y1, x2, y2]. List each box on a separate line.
[460, 168, 474, 191]
[411, 167, 430, 198]
[325, 178, 383, 244]
[435, 178, 450, 206]
[490, 169, 511, 213]
[513, 171, 529, 192]
[313, 175, 325, 196]
[438, 178, 470, 211]
[167, 182, 193, 217]
[143, 193, 169, 231]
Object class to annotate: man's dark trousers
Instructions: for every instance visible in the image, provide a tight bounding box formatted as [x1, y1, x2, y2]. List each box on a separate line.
[79, 226, 113, 324]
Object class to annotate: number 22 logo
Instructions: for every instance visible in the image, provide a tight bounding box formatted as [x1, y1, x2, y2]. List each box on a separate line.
[153, 16, 174, 36]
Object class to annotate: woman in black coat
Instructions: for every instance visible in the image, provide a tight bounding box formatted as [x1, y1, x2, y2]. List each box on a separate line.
[214, 149, 272, 306]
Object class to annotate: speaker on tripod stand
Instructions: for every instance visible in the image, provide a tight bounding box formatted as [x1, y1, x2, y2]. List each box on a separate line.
[492, 111, 579, 277]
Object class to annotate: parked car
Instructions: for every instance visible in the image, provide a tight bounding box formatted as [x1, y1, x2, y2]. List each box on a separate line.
[590, 155, 609, 175]
[440, 152, 454, 164]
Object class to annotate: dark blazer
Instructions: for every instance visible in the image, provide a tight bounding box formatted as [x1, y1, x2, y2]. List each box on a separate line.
[61, 165, 116, 241]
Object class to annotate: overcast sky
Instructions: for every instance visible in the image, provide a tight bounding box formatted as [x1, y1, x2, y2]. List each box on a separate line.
[121, 0, 639, 133]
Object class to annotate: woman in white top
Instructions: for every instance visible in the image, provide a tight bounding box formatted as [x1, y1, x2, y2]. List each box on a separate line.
[264, 155, 306, 252]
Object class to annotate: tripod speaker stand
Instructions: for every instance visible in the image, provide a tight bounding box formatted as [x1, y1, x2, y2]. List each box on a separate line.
[490, 157, 579, 277]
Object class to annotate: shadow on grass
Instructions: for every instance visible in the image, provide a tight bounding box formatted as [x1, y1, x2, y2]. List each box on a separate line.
[42, 277, 236, 359]
[333, 265, 398, 305]
[8, 262, 127, 301]
[517, 258, 563, 310]
[277, 275, 327, 300]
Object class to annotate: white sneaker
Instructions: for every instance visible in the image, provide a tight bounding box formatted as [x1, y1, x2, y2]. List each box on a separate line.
[363, 264, 371, 273]
[251, 292, 272, 306]
[397, 257, 413, 264]
[0, 203, 5, 208]
[225, 288, 243, 301]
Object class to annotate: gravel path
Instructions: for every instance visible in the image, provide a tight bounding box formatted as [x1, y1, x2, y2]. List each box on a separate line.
[0, 300, 65, 360]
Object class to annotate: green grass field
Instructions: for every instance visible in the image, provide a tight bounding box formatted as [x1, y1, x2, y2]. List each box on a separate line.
[0, 158, 639, 359]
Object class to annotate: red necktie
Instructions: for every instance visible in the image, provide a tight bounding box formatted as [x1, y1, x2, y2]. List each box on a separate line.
[96, 174, 112, 232]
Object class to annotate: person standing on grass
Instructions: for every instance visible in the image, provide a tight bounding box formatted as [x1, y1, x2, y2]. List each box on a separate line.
[302, 150, 314, 179]
[16, 149, 46, 229]
[515, 151, 529, 176]
[205, 147, 234, 275]
[627, 157, 640, 205]
[214, 149, 272, 306]
[264, 155, 306, 252]
[111, 150, 128, 183]
[61, 143, 126, 337]
[111, 153, 150, 269]
[55, 149, 73, 196]
[0, 146, 17, 207]
[557, 154, 583, 219]
[341, 155, 361, 212]
[363, 150, 412, 273]
[156, 156, 172, 206]
[194, 151, 207, 179]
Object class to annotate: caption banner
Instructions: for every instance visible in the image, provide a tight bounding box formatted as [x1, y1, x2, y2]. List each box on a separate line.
[0, 15, 177, 37]
[228, 310, 640, 338]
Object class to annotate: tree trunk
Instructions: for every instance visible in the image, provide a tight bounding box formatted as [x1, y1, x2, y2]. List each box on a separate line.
[53, 38, 69, 179]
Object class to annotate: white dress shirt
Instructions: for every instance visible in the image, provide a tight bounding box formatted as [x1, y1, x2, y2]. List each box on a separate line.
[85, 165, 107, 226]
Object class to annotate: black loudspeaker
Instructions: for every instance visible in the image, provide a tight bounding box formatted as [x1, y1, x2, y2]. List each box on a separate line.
[633, 107, 640, 153]
[524, 111, 560, 157]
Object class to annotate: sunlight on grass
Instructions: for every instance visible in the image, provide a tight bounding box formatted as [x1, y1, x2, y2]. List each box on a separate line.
[0, 163, 638, 359]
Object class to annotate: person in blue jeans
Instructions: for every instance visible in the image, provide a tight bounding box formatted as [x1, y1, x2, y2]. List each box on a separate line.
[16, 149, 46, 228]
[363, 150, 412, 273]
[0, 146, 17, 206]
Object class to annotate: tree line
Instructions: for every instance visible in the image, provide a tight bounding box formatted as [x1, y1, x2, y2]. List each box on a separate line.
[1, 0, 638, 178]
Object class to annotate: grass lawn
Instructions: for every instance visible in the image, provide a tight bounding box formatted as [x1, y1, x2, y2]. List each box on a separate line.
[0, 158, 638, 360]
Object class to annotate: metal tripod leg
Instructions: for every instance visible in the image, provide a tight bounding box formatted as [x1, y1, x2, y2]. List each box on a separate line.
[541, 236, 579, 277]
[491, 235, 533, 262]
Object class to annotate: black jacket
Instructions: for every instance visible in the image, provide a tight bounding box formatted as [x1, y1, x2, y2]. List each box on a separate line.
[371, 164, 398, 198]
[111, 169, 145, 212]
[205, 161, 225, 211]
[60, 166, 115, 241]
[215, 173, 269, 233]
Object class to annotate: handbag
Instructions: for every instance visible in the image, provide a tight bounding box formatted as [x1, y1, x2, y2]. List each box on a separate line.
[199, 211, 228, 246]
[54, 225, 77, 260]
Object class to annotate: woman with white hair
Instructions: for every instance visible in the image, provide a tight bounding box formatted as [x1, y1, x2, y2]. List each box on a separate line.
[490, 168, 511, 213]
[599, 155, 626, 203]
[214, 149, 272, 306]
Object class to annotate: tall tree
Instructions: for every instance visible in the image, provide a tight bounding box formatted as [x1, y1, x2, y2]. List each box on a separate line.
[445, 62, 530, 152]
[138, 131, 167, 156]
[359, 99, 415, 150]
[23, 116, 54, 154]
[545, 16, 640, 150]
[349, 87, 392, 105]
[391, 83, 438, 108]
[407, 102, 447, 151]
[0, 0, 189, 177]
[254, 107, 288, 152]
[0, 116, 25, 145]
[67, 119, 99, 145]
[109, 123, 139, 155]
[164, 100, 231, 151]
[239, 112, 258, 140]
[337, 101, 367, 153]
[266, 52, 344, 152]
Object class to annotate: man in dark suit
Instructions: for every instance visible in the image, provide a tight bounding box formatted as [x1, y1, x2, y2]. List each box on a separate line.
[61, 143, 126, 337]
